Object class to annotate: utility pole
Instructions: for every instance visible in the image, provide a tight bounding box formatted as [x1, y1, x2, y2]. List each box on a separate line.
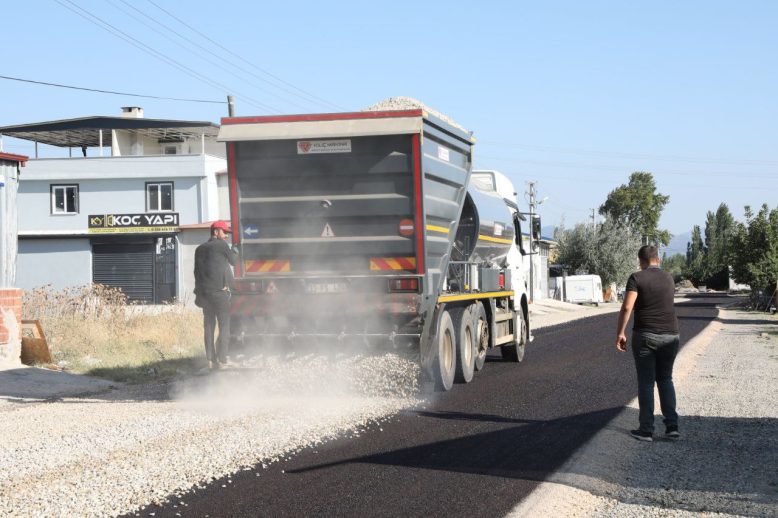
[227, 95, 235, 117]
[591, 208, 596, 227]
[527, 181, 537, 302]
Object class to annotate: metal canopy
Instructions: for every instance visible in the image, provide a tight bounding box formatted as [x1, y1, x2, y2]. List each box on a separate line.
[0, 116, 219, 148]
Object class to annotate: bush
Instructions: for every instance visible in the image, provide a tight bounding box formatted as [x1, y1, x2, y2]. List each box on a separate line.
[22, 284, 204, 382]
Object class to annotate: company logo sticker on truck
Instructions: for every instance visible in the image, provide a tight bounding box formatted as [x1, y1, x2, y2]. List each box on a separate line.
[297, 139, 352, 154]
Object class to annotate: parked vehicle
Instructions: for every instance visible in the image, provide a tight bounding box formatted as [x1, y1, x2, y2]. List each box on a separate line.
[563, 274, 604, 305]
[217, 109, 530, 390]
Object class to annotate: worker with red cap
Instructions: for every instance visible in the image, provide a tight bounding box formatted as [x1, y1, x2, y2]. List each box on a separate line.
[194, 220, 239, 370]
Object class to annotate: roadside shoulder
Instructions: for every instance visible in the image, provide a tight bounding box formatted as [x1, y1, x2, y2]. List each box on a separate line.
[509, 307, 778, 517]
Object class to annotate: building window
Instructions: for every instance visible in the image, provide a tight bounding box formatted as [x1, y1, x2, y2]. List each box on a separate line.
[51, 184, 79, 214]
[146, 182, 174, 212]
[163, 145, 178, 155]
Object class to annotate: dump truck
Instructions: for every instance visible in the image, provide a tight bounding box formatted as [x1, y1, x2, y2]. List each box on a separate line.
[217, 108, 530, 391]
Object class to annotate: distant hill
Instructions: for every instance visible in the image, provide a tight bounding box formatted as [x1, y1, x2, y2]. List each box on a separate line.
[664, 231, 691, 257]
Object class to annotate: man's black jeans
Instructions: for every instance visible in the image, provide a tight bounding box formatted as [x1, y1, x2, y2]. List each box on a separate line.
[202, 290, 231, 364]
[631, 331, 680, 433]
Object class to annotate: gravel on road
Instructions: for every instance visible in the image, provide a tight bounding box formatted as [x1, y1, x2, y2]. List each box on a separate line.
[508, 307, 778, 517]
[0, 353, 421, 517]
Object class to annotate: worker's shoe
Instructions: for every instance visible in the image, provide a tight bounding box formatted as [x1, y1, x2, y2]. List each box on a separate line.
[665, 425, 680, 439]
[630, 429, 653, 442]
[208, 361, 217, 371]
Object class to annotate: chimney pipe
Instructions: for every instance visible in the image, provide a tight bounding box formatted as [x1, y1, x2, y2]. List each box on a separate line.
[121, 106, 144, 118]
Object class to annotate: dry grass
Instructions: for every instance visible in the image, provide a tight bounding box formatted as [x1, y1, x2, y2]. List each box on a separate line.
[22, 285, 205, 383]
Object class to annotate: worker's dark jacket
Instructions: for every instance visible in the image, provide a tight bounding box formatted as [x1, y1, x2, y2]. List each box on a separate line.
[194, 238, 238, 295]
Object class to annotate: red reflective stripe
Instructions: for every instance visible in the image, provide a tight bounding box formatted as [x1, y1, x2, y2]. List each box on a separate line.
[373, 258, 392, 270]
[221, 110, 423, 125]
[245, 261, 264, 273]
[228, 143, 241, 277]
[396, 257, 416, 270]
[411, 134, 424, 274]
[270, 261, 286, 272]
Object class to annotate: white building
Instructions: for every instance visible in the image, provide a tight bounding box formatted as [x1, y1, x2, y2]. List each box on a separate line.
[0, 107, 229, 304]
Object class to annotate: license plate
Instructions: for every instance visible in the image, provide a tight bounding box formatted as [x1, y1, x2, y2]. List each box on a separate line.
[304, 282, 348, 294]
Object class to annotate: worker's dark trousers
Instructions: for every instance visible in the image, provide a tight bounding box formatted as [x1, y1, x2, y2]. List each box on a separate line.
[202, 290, 231, 363]
[631, 331, 680, 433]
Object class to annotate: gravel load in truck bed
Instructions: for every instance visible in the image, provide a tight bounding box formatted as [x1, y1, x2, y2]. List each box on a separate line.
[364, 96, 472, 135]
[0, 353, 420, 517]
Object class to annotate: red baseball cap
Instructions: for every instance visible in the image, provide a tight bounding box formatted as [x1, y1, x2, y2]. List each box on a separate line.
[210, 220, 232, 233]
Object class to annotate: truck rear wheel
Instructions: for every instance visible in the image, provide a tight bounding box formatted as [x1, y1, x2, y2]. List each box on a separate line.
[451, 307, 475, 383]
[500, 307, 527, 362]
[472, 302, 488, 372]
[433, 310, 456, 391]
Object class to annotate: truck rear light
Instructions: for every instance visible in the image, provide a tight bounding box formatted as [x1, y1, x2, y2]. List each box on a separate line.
[398, 218, 415, 237]
[388, 278, 420, 293]
[499, 272, 505, 289]
[235, 281, 262, 292]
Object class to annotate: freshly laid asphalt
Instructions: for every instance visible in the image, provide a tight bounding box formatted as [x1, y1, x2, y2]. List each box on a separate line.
[136, 295, 727, 518]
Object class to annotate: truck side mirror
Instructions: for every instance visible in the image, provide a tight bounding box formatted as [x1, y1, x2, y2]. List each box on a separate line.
[531, 215, 542, 241]
[513, 213, 527, 256]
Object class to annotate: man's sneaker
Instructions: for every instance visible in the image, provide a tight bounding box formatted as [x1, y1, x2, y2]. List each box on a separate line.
[665, 426, 680, 439]
[630, 429, 653, 442]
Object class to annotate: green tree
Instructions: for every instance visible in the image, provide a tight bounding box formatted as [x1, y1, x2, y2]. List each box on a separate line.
[554, 217, 642, 287]
[730, 204, 778, 303]
[702, 203, 735, 289]
[685, 225, 706, 285]
[599, 172, 671, 246]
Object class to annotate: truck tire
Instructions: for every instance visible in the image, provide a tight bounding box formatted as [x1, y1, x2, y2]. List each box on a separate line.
[433, 310, 457, 391]
[451, 307, 475, 383]
[472, 302, 488, 372]
[500, 306, 527, 362]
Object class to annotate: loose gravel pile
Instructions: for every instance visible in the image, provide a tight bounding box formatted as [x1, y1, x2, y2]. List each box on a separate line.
[0, 353, 420, 517]
[510, 307, 778, 517]
[364, 96, 471, 134]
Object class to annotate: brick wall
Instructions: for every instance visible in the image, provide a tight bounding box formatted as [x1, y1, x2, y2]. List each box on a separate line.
[0, 288, 22, 367]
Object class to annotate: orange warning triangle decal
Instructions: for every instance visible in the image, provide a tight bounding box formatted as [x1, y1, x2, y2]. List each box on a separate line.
[266, 281, 278, 294]
[321, 223, 335, 237]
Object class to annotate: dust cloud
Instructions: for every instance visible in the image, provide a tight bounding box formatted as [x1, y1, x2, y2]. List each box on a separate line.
[172, 350, 421, 418]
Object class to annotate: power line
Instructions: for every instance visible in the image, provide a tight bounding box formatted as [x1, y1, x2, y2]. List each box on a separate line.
[109, 0, 316, 112]
[0, 74, 225, 104]
[53, 0, 279, 113]
[145, 0, 345, 112]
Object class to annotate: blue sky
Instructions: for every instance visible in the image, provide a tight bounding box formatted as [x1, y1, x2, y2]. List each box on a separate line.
[2, 0, 776, 239]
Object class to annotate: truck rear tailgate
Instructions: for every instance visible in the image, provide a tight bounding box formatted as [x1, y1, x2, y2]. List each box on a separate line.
[232, 135, 418, 276]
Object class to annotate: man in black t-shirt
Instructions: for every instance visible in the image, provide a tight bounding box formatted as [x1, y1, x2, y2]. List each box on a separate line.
[616, 245, 680, 442]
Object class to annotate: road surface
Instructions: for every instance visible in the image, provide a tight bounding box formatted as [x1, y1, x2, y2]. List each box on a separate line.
[136, 295, 726, 518]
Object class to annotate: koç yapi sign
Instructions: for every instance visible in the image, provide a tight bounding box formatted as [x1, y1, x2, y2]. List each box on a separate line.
[88, 213, 179, 234]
